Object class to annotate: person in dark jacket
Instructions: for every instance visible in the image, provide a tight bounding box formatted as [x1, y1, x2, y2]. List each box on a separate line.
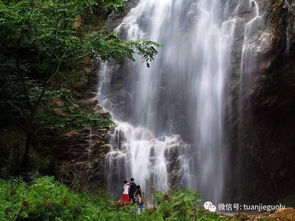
[129, 178, 137, 203]
[134, 185, 145, 214]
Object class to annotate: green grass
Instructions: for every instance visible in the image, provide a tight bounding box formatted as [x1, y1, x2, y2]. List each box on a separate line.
[278, 193, 295, 208]
[0, 177, 238, 221]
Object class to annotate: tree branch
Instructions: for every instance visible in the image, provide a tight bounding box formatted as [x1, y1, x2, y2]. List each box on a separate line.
[15, 62, 34, 115]
[31, 54, 64, 115]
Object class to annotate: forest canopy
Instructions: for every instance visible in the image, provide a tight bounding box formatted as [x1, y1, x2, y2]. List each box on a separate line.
[0, 0, 158, 172]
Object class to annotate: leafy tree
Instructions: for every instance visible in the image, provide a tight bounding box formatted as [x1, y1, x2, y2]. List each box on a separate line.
[35, 89, 116, 131]
[0, 0, 159, 172]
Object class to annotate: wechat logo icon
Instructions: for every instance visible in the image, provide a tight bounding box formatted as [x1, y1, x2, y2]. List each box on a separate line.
[204, 201, 217, 212]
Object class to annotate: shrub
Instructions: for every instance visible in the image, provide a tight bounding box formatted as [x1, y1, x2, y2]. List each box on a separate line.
[0, 177, 239, 220]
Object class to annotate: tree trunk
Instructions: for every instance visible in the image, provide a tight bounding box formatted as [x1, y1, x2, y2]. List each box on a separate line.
[22, 132, 32, 172]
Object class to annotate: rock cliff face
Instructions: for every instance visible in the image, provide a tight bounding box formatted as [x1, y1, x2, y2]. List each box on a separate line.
[31, 62, 112, 191]
[228, 0, 295, 202]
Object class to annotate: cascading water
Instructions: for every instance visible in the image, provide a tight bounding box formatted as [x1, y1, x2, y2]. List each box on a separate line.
[87, 129, 94, 162]
[240, 0, 262, 94]
[236, 0, 262, 136]
[231, 0, 263, 202]
[190, 0, 236, 203]
[104, 122, 192, 197]
[98, 0, 262, 203]
[284, 0, 292, 55]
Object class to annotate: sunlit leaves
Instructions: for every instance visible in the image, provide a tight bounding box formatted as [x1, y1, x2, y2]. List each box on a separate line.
[0, 0, 158, 130]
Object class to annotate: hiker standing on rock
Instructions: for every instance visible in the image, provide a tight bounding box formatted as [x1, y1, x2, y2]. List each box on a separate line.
[129, 178, 137, 203]
[122, 180, 130, 204]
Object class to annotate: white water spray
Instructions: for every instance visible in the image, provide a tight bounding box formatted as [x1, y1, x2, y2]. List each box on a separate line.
[240, 0, 262, 80]
[98, 0, 262, 203]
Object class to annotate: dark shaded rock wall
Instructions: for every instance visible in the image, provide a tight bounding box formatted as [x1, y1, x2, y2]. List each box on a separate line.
[32, 62, 112, 191]
[228, 0, 295, 203]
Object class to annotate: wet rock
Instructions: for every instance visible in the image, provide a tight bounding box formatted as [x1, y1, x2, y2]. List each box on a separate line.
[233, 17, 246, 39]
[78, 98, 98, 109]
[103, 0, 140, 30]
[101, 144, 111, 149]
[97, 110, 110, 117]
[256, 32, 272, 55]
[227, 0, 295, 203]
[64, 130, 80, 137]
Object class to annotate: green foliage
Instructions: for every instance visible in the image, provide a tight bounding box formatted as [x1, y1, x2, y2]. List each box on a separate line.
[278, 193, 295, 208]
[99, 0, 127, 11]
[0, 0, 158, 68]
[0, 177, 115, 220]
[0, 0, 159, 129]
[35, 109, 115, 132]
[0, 177, 238, 221]
[0, 0, 158, 173]
[195, 210, 234, 221]
[152, 191, 239, 221]
[36, 89, 115, 131]
[153, 190, 201, 221]
[86, 32, 159, 65]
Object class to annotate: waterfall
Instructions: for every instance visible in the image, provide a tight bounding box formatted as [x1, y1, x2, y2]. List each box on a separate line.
[98, 0, 262, 203]
[240, 0, 262, 92]
[104, 122, 192, 197]
[284, 0, 292, 55]
[236, 0, 262, 131]
[87, 129, 94, 162]
[190, 0, 236, 203]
